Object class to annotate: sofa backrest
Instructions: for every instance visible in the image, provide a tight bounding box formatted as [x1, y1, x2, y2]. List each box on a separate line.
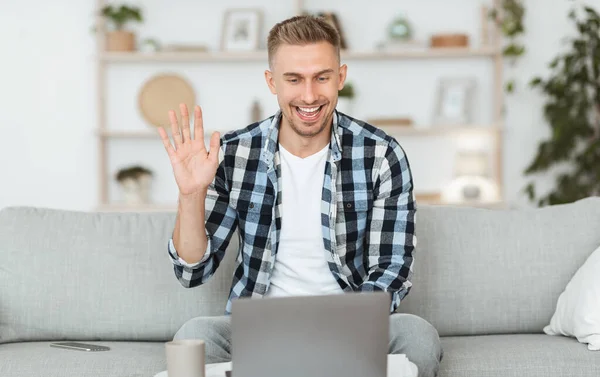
[396, 197, 600, 337]
[0, 206, 238, 344]
[2, 197, 599, 343]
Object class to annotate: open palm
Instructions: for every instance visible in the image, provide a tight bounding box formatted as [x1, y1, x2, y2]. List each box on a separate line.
[158, 104, 221, 196]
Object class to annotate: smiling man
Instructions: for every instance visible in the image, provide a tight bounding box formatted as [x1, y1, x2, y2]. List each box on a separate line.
[160, 15, 443, 377]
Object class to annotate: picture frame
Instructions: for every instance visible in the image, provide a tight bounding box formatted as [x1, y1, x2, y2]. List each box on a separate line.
[317, 12, 348, 49]
[433, 78, 476, 125]
[221, 9, 262, 52]
[301, 11, 348, 49]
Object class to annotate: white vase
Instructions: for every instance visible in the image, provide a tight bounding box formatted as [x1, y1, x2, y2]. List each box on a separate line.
[336, 97, 353, 116]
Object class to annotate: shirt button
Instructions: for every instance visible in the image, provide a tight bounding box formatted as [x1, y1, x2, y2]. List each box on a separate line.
[249, 203, 255, 209]
[346, 203, 352, 209]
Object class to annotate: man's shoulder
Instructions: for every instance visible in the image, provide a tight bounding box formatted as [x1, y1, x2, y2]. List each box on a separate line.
[219, 116, 275, 146]
[337, 112, 403, 151]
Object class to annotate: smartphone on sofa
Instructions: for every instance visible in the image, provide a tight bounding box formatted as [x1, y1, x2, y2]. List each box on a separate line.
[50, 342, 110, 352]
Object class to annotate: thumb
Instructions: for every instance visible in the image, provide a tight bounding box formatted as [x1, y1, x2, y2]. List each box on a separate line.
[208, 131, 221, 162]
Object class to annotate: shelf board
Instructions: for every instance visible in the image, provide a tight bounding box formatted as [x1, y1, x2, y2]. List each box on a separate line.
[343, 46, 499, 60]
[101, 51, 266, 63]
[97, 125, 501, 139]
[415, 191, 505, 208]
[371, 124, 502, 136]
[100, 47, 500, 63]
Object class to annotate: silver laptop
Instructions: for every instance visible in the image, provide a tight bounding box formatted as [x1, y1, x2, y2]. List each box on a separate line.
[230, 291, 390, 377]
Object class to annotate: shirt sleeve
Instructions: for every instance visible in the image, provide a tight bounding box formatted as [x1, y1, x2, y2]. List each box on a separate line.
[167, 155, 239, 288]
[358, 140, 417, 313]
[168, 237, 211, 268]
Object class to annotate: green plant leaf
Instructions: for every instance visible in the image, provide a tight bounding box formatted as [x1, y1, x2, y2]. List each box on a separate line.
[505, 80, 515, 93]
[529, 77, 543, 87]
[524, 182, 536, 200]
[503, 44, 525, 57]
[338, 82, 355, 98]
[584, 6, 600, 20]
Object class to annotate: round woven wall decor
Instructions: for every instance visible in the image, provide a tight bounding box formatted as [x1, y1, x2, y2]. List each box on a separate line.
[138, 73, 196, 128]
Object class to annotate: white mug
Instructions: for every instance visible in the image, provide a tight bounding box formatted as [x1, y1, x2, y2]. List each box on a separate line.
[165, 339, 206, 377]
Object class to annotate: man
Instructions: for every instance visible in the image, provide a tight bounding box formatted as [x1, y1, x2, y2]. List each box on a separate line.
[158, 15, 443, 377]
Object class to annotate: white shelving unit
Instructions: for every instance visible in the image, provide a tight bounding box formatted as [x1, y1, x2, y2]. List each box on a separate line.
[94, 0, 505, 212]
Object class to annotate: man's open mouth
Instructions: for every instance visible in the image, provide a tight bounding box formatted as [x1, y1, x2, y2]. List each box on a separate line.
[295, 105, 324, 122]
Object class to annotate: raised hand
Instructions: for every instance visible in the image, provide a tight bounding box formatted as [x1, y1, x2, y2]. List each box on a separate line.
[158, 104, 221, 197]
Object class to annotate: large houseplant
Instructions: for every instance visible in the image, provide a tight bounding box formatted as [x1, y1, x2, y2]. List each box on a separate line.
[100, 4, 143, 51]
[524, 5, 600, 206]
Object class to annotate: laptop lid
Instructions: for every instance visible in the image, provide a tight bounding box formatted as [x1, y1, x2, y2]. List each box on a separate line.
[231, 291, 390, 377]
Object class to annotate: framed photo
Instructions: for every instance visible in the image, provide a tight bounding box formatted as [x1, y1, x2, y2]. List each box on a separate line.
[433, 78, 476, 125]
[221, 9, 262, 52]
[317, 12, 347, 49]
[301, 11, 348, 49]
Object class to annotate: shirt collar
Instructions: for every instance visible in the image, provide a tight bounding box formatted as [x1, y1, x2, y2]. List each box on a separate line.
[262, 110, 343, 168]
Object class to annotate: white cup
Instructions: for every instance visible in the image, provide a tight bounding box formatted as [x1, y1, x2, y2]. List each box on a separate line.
[165, 339, 206, 377]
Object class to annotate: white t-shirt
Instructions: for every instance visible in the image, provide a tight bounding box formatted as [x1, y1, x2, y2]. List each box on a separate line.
[265, 143, 344, 297]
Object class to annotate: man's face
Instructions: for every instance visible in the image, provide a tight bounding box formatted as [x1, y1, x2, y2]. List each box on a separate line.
[265, 42, 347, 138]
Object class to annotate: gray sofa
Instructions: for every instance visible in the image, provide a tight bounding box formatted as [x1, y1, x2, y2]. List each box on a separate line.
[1, 198, 599, 377]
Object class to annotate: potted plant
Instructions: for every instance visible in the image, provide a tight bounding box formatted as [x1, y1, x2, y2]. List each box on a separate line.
[100, 4, 143, 51]
[523, 5, 600, 206]
[115, 165, 153, 205]
[337, 82, 355, 115]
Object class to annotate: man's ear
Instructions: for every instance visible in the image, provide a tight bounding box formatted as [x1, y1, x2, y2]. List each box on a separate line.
[264, 70, 277, 95]
[338, 64, 348, 91]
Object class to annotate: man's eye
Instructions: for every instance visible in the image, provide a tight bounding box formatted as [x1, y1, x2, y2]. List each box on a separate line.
[288, 79, 298, 83]
[318, 77, 329, 82]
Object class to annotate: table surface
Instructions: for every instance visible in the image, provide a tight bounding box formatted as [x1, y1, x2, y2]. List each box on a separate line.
[154, 354, 418, 377]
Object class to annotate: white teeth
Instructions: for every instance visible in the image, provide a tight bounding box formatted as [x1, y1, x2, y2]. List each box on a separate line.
[298, 106, 320, 113]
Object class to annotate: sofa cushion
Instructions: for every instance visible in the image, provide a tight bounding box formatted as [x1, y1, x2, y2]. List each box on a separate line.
[397, 197, 600, 336]
[4, 335, 596, 377]
[0, 341, 166, 377]
[0, 206, 239, 344]
[543, 244, 600, 350]
[439, 334, 600, 377]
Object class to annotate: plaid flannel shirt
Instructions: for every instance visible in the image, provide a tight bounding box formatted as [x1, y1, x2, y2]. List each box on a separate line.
[168, 110, 416, 314]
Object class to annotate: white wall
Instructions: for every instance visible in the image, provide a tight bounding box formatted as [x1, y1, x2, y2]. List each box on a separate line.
[0, 0, 593, 211]
[0, 1, 97, 211]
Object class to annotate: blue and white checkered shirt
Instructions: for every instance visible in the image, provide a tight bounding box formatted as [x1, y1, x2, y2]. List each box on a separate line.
[168, 110, 416, 314]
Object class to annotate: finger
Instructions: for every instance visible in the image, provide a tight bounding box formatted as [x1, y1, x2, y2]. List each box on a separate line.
[158, 127, 177, 160]
[194, 105, 206, 150]
[208, 131, 221, 163]
[169, 110, 182, 148]
[180, 103, 191, 143]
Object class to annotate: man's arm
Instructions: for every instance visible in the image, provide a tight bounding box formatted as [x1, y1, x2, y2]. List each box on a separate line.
[167, 159, 238, 288]
[172, 190, 209, 265]
[358, 141, 416, 313]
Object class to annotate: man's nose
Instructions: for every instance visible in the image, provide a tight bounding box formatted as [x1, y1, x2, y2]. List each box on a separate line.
[301, 82, 317, 104]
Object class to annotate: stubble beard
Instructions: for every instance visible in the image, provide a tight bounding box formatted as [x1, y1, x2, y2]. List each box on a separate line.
[283, 108, 333, 138]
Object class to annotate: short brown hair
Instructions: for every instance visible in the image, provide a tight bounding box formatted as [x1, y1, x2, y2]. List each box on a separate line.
[267, 15, 341, 68]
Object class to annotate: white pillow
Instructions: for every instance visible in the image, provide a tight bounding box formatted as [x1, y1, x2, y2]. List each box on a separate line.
[544, 245, 600, 351]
